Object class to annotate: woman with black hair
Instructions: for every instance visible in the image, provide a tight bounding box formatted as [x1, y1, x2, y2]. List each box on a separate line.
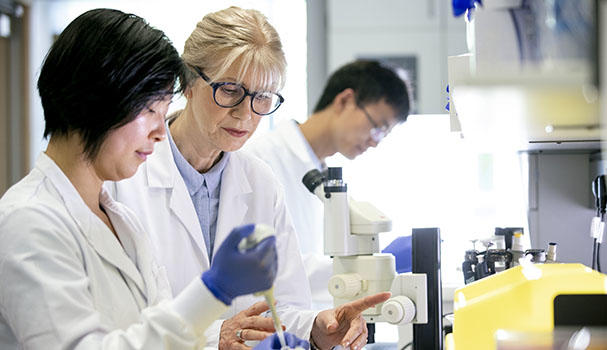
[0, 8, 306, 350]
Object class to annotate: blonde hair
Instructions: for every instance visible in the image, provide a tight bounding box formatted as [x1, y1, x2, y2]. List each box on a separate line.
[183, 6, 286, 92]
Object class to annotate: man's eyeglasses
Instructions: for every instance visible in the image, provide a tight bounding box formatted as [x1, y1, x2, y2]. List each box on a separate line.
[193, 66, 284, 116]
[357, 104, 390, 143]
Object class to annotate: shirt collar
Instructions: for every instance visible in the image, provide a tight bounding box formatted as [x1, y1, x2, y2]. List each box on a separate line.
[166, 120, 230, 196]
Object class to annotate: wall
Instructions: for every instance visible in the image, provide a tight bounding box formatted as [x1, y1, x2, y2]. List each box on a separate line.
[528, 152, 607, 266]
[306, 0, 327, 117]
[0, 34, 7, 193]
[0, 2, 28, 196]
[326, 0, 467, 114]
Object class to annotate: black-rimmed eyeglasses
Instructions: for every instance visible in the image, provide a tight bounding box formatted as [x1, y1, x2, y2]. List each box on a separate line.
[357, 104, 390, 143]
[193, 66, 284, 116]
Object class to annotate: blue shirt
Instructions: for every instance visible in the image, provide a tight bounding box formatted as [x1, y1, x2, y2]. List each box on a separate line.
[167, 125, 230, 262]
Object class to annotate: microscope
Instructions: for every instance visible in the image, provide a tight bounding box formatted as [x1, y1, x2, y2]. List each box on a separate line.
[303, 168, 442, 349]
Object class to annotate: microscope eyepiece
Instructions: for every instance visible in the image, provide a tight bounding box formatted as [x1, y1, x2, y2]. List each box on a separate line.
[327, 167, 342, 180]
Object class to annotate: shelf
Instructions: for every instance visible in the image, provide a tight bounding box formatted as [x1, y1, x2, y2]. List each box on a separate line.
[448, 55, 601, 151]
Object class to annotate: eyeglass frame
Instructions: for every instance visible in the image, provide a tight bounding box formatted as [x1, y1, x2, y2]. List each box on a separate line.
[357, 103, 391, 143]
[192, 66, 284, 116]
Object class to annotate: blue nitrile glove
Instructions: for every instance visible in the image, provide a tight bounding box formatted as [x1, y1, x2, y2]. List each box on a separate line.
[202, 224, 277, 305]
[382, 236, 412, 273]
[254, 332, 310, 350]
[452, 0, 482, 20]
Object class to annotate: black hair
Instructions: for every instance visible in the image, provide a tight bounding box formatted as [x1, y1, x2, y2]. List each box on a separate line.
[38, 8, 187, 160]
[313, 60, 411, 122]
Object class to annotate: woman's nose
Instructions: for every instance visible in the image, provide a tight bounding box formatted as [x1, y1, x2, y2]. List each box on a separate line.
[231, 96, 253, 121]
[151, 114, 166, 142]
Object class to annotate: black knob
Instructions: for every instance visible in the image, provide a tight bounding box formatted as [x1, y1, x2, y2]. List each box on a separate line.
[302, 169, 325, 194]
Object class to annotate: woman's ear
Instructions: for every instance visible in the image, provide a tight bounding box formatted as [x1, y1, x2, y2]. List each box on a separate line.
[184, 85, 193, 99]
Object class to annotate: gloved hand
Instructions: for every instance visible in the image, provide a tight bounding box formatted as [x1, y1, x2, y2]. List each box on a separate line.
[382, 236, 412, 273]
[202, 224, 277, 305]
[254, 332, 310, 350]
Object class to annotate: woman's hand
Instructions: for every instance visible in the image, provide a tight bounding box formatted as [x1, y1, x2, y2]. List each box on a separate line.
[220, 301, 280, 350]
[310, 292, 391, 350]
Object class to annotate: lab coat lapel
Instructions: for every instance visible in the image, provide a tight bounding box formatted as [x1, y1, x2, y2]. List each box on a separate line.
[282, 120, 314, 165]
[83, 217, 148, 298]
[146, 138, 210, 265]
[213, 153, 252, 260]
[37, 154, 147, 296]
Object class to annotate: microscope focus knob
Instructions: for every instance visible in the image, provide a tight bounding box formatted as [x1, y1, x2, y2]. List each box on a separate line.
[328, 273, 362, 298]
[382, 296, 416, 325]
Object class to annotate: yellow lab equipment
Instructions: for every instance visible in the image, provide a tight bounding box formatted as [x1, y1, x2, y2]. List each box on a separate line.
[448, 263, 607, 350]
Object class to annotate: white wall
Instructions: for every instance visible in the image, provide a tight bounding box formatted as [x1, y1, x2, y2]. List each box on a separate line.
[326, 0, 467, 114]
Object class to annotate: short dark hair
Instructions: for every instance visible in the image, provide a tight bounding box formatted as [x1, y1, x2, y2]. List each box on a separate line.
[38, 8, 187, 160]
[313, 60, 411, 122]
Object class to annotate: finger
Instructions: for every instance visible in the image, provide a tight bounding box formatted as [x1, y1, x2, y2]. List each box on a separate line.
[253, 235, 276, 254]
[240, 329, 274, 341]
[339, 315, 365, 348]
[242, 301, 270, 317]
[349, 327, 369, 350]
[344, 292, 392, 313]
[231, 341, 252, 350]
[224, 224, 256, 250]
[347, 317, 369, 350]
[240, 316, 276, 331]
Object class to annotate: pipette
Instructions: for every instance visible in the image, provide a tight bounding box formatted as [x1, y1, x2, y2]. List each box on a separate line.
[237, 224, 287, 349]
[257, 287, 287, 349]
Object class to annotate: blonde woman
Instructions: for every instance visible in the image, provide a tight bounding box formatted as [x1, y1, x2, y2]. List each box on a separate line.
[110, 6, 390, 350]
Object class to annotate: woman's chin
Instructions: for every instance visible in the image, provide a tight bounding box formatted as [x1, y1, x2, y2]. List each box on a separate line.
[221, 141, 248, 153]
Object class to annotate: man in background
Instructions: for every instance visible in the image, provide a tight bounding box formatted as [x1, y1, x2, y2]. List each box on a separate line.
[245, 59, 411, 307]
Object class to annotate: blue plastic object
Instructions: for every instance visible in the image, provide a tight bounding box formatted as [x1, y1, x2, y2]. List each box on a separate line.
[382, 236, 412, 273]
[452, 0, 482, 20]
[254, 332, 310, 350]
[445, 84, 450, 112]
[202, 224, 277, 305]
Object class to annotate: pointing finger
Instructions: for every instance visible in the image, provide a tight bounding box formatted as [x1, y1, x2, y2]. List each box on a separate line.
[344, 292, 391, 314]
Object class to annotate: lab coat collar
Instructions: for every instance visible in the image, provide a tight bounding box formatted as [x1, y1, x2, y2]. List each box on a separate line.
[35, 153, 148, 298]
[100, 189, 168, 303]
[212, 151, 252, 260]
[146, 133, 176, 189]
[281, 120, 323, 171]
[145, 137, 208, 264]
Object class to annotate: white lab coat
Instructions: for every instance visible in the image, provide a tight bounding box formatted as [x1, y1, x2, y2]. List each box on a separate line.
[245, 120, 333, 310]
[108, 135, 317, 347]
[0, 153, 228, 349]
